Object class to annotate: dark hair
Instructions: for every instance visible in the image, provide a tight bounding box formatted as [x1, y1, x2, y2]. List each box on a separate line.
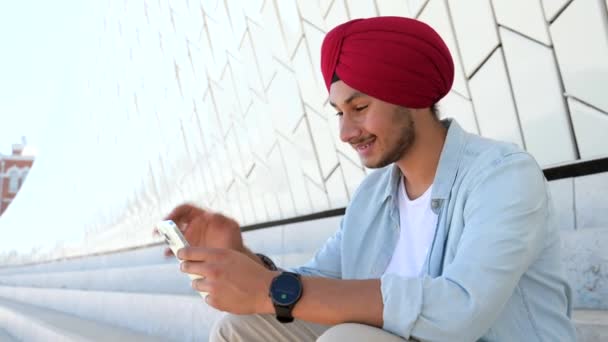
[431, 103, 439, 119]
[332, 72, 341, 83]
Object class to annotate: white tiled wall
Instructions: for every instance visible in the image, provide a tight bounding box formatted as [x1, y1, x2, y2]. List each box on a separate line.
[574, 172, 608, 229]
[493, 0, 551, 45]
[447, 0, 500, 77]
[418, 0, 468, 97]
[568, 98, 608, 159]
[541, 0, 573, 21]
[468, 48, 524, 147]
[550, 0, 608, 114]
[2, 0, 608, 260]
[499, 27, 575, 165]
[547, 178, 576, 230]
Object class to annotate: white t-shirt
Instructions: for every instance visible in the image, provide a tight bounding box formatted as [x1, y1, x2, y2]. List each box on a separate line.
[384, 177, 438, 277]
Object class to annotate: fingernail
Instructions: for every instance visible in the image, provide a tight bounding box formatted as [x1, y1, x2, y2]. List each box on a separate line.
[180, 262, 186, 271]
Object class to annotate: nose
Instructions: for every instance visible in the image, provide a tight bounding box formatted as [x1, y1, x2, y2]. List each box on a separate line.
[339, 114, 362, 143]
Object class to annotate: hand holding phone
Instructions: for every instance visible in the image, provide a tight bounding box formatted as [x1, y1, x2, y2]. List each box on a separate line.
[156, 220, 208, 299]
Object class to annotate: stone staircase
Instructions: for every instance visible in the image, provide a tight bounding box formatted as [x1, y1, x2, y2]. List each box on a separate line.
[0, 219, 335, 341]
[561, 226, 608, 341]
[0, 296, 165, 342]
[573, 310, 608, 342]
[0, 206, 606, 340]
[0, 245, 223, 341]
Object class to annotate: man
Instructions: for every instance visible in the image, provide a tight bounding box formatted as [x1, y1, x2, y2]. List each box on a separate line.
[166, 17, 576, 341]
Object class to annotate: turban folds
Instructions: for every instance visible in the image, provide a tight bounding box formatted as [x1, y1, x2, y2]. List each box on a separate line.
[321, 17, 454, 108]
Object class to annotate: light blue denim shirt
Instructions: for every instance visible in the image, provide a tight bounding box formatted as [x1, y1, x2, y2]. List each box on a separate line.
[292, 119, 576, 341]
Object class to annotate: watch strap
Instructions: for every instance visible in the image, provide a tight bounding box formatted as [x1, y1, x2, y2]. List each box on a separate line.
[275, 305, 295, 323]
[256, 253, 278, 271]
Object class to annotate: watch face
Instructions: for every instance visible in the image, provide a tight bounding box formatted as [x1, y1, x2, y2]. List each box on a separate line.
[271, 273, 302, 306]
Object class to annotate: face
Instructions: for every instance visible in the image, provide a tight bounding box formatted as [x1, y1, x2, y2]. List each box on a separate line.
[329, 81, 416, 168]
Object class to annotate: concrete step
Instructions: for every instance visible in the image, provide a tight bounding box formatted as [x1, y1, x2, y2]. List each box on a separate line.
[0, 263, 195, 295]
[0, 217, 331, 277]
[0, 296, 165, 342]
[0, 285, 223, 341]
[0, 242, 305, 278]
[0, 328, 16, 342]
[0, 284, 604, 341]
[0, 218, 333, 278]
[573, 310, 608, 342]
[0, 245, 171, 276]
[0, 253, 288, 295]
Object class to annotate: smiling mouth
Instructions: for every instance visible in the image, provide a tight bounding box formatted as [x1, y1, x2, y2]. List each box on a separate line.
[354, 138, 375, 152]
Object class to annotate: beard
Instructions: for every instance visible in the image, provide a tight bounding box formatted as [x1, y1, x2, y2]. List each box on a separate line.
[364, 107, 415, 169]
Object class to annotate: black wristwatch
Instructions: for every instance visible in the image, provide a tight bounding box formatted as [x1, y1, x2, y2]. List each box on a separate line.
[268, 272, 303, 323]
[256, 253, 278, 271]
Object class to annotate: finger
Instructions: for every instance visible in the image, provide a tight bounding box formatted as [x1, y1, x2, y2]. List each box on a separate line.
[205, 294, 217, 308]
[192, 277, 213, 293]
[177, 246, 225, 261]
[164, 247, 174, 257]
[166, 204, 211, 234]
[182, 214, 209, 239]
[165, 203, 200, 222]
[181, 261, 221, 279]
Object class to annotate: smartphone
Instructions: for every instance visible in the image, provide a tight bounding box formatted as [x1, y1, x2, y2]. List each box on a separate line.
[156, 220, 208, 298]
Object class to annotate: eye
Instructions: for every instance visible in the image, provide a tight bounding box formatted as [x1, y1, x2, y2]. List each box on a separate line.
[335, 112, 343, 116]
[355, 105, 368, 112]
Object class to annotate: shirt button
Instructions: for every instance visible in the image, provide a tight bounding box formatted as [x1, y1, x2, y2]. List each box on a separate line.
[431, 199, 440, 209]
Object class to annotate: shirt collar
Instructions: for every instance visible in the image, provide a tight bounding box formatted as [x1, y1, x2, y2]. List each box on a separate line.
[383, 119, 466, 201]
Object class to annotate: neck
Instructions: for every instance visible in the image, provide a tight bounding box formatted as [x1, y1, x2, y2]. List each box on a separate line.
[396, 116, 447, 200]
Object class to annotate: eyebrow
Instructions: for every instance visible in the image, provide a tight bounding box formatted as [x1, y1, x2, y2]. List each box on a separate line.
[329, 92, 365, 108]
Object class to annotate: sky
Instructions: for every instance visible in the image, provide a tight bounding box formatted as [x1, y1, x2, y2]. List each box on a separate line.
[0, 0, 174, 256]
[0, 1, 103, 253]
[0, 0, 91, 156]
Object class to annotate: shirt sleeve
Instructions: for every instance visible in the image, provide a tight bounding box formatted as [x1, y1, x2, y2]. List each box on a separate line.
[287, 218, 344, 279]
[381, 152, 549, 341]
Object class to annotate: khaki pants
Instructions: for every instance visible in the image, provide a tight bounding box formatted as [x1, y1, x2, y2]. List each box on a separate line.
[209, 314, 410, 342]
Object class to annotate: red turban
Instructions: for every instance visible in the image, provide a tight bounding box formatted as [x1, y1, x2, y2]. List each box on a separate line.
[321, 16, 454, 108]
